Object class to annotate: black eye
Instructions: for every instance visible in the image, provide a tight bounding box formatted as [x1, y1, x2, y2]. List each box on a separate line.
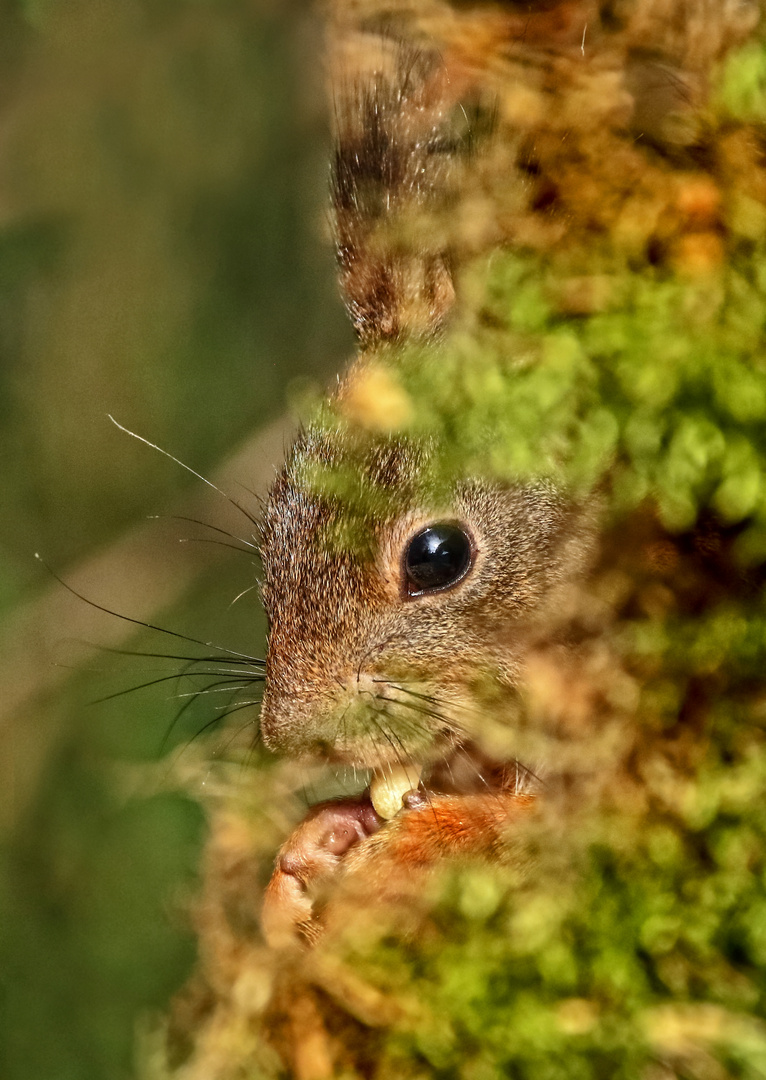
[404, 523, 473, 595]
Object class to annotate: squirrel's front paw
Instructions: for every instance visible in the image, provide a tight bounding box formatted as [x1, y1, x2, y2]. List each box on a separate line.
[262, 798, 382, 948]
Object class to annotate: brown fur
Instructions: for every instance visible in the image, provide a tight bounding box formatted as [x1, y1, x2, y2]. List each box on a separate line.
[258, 379, 596, 950]
[260, 426, 593, 765]
[331, 38, 459, 343]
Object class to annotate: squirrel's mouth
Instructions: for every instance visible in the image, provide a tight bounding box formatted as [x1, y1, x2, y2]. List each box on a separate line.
[368, 740, 542, 820]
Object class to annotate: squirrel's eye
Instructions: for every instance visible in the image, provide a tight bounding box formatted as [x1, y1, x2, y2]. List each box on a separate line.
[404, 523, 473, 596]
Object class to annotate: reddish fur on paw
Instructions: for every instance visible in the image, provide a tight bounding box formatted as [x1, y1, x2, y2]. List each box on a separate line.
[341, 792, 535, 892]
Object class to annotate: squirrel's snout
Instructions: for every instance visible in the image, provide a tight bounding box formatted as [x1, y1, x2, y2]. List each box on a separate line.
[258, 671, 344, 757]
[259, 661, 442, 767]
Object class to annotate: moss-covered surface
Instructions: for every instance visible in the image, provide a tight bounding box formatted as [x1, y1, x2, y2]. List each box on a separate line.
[163, 4, 766, 1078]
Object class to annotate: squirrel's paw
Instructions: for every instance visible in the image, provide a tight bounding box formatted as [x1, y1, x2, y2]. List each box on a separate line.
[263, 790, 536, 948]
[261, 797, 382, 948]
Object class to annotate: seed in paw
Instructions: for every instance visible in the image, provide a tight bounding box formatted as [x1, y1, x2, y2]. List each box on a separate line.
[370, 763, 423, 819]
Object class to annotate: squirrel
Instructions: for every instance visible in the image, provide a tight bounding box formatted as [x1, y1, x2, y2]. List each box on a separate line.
[256, 0, 760, 946]
[257, 32, 595, 949]
[156, 7, 766, 1080]
[162, 5, 766, 1077]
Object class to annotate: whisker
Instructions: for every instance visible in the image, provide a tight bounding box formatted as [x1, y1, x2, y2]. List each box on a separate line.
[166, 682, 263, 771]
[218, 716, 259, 766]
[178, 537, 256, 555]
[91, 669, 257, 704]
[511, 759, 546, 792]
[175, 684, 253, 698]
[384, 690, 462, 734]
[378, 685, 537, 801]
[160, 677, 246, 752]
[209, 697, 262, 723]
[36, 554, 262, 662]
[166, 711, 229, 773]
[175, 677, 256, 706]
[228, 585, 258, 609]
[84, 642, 266, 667]
[239, 709, 269, 774]
[232, 479, 266, 512]
[372, 699, 447, 830]
[374, 700, 437, 746]
[108, 415, 259, 528]
[362, 701, 411, 775]
[377, 679, 466, 716]
[383, 682, 485, 742]
[150, 514, 258, 551]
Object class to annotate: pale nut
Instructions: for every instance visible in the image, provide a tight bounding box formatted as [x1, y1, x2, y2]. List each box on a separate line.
[370, 763, 423, 820]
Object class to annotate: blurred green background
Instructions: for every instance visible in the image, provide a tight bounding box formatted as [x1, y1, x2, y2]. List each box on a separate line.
[0, 3, 350, 1077]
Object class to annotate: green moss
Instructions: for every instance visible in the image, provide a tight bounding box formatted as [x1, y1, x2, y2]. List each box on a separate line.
[716, 42, 766, 122]
[289, 65, 766, 1080]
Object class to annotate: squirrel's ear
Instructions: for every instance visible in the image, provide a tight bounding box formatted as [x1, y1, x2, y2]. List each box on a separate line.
[329, 36, 459, 347]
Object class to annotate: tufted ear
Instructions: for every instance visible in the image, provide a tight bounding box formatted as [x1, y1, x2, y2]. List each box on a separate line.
[330, 36, 462, 347]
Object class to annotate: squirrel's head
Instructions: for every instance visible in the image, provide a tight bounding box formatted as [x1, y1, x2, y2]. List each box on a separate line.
[258, 422, 591, 773]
